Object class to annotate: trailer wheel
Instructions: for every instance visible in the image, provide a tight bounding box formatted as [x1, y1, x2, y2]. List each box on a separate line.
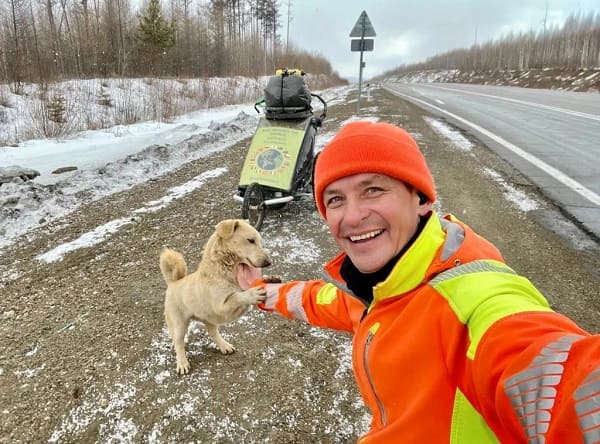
[241, 182, 266, 231]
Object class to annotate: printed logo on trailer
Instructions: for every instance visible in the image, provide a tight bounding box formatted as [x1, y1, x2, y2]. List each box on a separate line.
[247, 146, 292, 175]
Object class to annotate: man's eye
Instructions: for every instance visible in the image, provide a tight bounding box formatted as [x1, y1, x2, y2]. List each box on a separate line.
[366, 187, 384, 195]
[326, 196, 343, 208]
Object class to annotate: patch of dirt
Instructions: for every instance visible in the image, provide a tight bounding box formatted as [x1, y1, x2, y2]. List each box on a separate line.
[1, 86, 599, 443]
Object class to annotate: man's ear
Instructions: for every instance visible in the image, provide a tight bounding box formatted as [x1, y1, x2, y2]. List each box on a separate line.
[415, 191, 432, 216]
[215, 219, 239, 239]
[418, 201, 433, 216]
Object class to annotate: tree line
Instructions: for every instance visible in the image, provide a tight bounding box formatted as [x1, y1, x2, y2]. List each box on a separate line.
[383, 11, 600, 76]
[0, 0, 344, 89]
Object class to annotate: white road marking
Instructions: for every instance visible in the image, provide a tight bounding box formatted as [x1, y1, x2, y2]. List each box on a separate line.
[386, 86, 600, 206]
[420, 84, 600, 121]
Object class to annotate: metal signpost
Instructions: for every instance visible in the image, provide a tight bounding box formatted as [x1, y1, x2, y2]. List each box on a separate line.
[350, 11, 376, 114]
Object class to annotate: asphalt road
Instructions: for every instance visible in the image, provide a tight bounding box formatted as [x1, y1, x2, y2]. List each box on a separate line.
[382, 82, 600, 240]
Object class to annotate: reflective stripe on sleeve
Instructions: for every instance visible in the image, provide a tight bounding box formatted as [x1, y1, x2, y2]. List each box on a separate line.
[503, 334, 583, 442]
[285, 282, 308, 323]
[429, 260, 516, 286]
[574, 364, 600, 443]
[263, 282, 309, 323]
[263, 283, 283, 310]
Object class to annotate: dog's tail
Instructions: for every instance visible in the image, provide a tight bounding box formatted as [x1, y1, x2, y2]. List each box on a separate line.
[159, 248, 188, 283]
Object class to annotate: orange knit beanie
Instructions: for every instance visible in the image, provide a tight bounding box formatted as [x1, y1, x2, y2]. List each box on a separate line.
[314, 120, 436, 218]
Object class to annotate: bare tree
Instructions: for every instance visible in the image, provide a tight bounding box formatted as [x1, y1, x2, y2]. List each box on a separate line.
[0, 0, 371, 82]
[388, 11, 600, 75]
[43, 0, 63, 76]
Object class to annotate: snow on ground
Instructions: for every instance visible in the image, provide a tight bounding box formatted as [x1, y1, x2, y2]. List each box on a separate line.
[483, 167, 540, 212]
[0, 109, 258, 251]
[2, 104, 256, 185]
[36, 168, 228, 263]
[424, 116, 473, 151]
[0, 76, 267, 146]
[385, 68, 600, 93]
[0, 85, 351, 253]
[386, 69, 461, 84]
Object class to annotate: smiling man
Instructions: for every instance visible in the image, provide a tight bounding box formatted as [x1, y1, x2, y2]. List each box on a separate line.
[248, 120, 600, 443]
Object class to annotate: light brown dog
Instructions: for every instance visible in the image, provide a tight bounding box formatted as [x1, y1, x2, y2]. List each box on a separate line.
[159, 219, 270, 375]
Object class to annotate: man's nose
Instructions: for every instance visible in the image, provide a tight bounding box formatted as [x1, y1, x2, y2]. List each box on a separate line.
[342, 197, 369, 225]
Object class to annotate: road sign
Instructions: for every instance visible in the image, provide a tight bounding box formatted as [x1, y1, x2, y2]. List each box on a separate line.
[349, 10, 376, 115]
[349, 11, 376, 37]
[351, 39, 374, 52]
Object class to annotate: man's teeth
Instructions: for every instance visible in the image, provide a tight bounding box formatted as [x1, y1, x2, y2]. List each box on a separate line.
[350, 229, 383, 242]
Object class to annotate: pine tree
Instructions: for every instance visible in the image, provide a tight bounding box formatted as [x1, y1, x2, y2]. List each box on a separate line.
[47, 95, 66, 124]
[137, 0, 176, 74]
[97, 85, 112, 107]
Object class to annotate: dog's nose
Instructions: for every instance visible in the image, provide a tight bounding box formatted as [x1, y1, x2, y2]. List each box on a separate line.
[261, 256, 272, 268]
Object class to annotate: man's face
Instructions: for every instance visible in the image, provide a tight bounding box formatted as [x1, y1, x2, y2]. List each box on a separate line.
[323, 173, 431, 274]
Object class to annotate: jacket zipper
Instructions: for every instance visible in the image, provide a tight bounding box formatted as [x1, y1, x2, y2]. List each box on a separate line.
[363, 331, 387, 426]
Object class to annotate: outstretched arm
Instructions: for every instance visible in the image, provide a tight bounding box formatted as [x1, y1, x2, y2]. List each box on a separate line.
[472, 311, 599, 443]
[237, 263, 365, 333]
[255, 280, 366, 334]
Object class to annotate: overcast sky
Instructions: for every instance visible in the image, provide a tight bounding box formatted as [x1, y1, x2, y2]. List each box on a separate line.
[285, 0, 599, 81]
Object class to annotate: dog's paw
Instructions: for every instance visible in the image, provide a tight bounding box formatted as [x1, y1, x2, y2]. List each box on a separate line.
[218, 341, 236, 354]
[263, 275, 282, 284]
[246, 287, 266, 305]
[176, 357, 190, 375]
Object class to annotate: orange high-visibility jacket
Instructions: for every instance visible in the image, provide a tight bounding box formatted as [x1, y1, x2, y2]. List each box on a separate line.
[257, 213, 600, 443]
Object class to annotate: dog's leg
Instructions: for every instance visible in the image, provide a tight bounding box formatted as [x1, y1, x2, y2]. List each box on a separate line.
[205, 322, 235, 354]
[217, 287, 266, 320]
[165, 310, 191, 374]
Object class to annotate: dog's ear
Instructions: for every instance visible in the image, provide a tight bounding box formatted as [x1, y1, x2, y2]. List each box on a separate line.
[215, 219, 239, 239]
